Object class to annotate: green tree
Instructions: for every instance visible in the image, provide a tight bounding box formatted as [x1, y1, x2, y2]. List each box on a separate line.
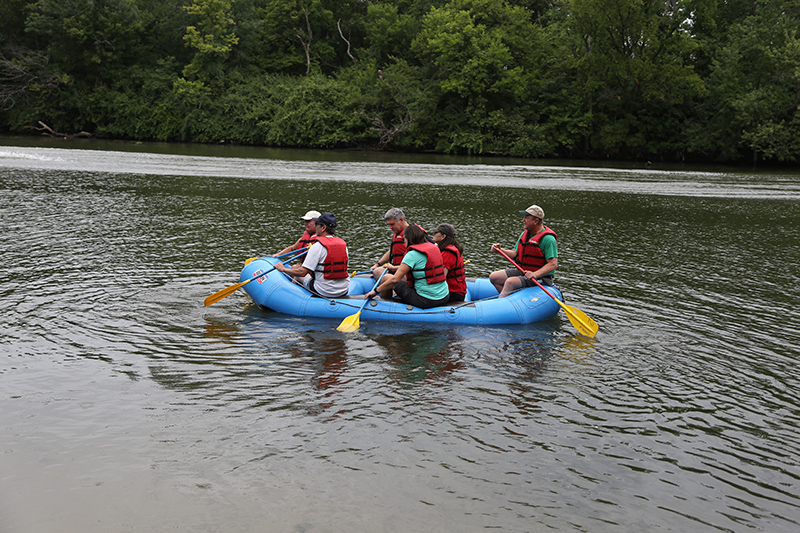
[361, 3, 421, 65]
[182, 0, 240, 79]
[703, 2, 800, 162]
[25, 0, 143, 81]
[411, 0, 547, 155]
[557, 0, 705, 157]
[17, 0, 145, 131]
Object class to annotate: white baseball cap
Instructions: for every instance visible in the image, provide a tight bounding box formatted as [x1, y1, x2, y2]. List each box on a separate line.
[300, 210, 321, 221]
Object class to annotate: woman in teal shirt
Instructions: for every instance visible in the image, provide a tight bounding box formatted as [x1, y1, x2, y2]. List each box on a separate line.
[366, 224, 450, 308]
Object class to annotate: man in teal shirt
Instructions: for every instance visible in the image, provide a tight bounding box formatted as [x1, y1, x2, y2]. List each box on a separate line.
[489, 204, 558, 296]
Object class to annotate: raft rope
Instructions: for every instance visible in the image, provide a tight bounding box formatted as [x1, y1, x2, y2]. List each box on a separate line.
[283, 268, 553, 316]
[322, 291, 511, 316]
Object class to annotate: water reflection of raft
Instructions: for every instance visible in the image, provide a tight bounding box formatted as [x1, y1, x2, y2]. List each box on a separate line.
[241, 256, 562, 326]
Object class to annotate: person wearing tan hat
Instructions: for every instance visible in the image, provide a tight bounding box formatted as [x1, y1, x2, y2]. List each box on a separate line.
[489, 204, 558, 296]
[273, 210, 321, 257]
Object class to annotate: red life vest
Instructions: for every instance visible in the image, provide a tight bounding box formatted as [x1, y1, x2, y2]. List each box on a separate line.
[405, 242, 446, 285]
[441, 244, 466, 295]
[388, 223, 427, 265]
[314, 237, 349, 279]
[389, 232, 406, 265]
[517, 226, 557, 271]
[297, 230, 317, 249]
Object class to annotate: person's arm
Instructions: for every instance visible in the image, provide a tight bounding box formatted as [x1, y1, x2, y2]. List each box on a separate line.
[491, 230, 525, 259]
[490, 243, 517, 259]
[523, 257, 557, 280]
[441, 249, 454, 277]
[273, 239, 301, 257]
[275, 262, 311, 277]
[366, 263, 411, 298]
[371, 250, 390, 270]
[276, 242, 317, 277]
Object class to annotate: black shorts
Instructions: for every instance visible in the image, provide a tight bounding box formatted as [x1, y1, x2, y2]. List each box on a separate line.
[394, 280, 450, 309]
[447, 292, 466, 304]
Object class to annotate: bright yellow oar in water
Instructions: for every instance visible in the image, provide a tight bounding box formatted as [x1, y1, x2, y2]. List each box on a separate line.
[204, 250, 308, 306]
[337, 269, 388, 332]
[495, 248, 598, 338]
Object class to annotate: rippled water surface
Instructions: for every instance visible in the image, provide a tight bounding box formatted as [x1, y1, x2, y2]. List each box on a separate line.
[2, 139, 799, 532]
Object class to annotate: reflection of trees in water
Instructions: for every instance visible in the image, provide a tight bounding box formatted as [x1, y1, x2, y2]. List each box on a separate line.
[480, 328, 597, 413]
[281, 332, 350, 420]
[158, 313, 595, 421]
[202, 318, 241, 344]
[373, 328, 466, 386]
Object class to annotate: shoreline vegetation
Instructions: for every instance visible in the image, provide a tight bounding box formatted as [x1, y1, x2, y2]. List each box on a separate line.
[2, 1, 799, 167]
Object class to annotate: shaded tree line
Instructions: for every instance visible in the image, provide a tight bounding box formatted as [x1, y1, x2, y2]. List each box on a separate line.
[1, 0, 799, 164]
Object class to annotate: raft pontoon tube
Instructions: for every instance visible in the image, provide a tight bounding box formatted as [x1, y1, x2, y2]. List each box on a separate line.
[241, 256, 562, 326]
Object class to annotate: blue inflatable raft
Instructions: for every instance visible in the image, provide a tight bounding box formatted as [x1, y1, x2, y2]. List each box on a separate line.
[240, 256, 562, 326]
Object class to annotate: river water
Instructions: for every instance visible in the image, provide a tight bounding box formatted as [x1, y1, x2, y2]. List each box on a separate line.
[1, 138, 799, 532]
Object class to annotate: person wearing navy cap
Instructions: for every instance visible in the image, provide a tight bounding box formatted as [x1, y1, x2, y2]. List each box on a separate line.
[276, 212, 350, 298]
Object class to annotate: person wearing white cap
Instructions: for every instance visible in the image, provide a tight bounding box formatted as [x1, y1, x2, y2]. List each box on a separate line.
[276, 212, 350, 298]
[273, 210, 322, 257]
[489, 204, 558, 296]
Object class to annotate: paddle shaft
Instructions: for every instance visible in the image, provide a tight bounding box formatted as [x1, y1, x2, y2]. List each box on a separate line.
[495, 248, 598, 338]
[204, 250, 308, 306]
[245, 247, 307, 266]
[337, 269, 388, 332]
[354, 269, 387, 315]
[495, 248, 558, 300]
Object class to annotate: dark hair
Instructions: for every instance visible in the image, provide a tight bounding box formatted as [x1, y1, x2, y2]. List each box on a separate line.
[436, 234, 463, 254]
[403, 223, 428, 245]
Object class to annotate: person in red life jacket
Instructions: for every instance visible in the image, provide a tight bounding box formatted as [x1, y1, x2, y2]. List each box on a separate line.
[365, 224, 450, 309]
[371, 207, 431, 298]
[489, 204, 558, 297]
[431, 223, 467, 303]
[275, 212, 350, 298]
[273, 210, 321, 256]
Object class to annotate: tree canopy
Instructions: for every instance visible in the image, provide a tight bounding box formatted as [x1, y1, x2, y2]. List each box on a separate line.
[2, 0, 799, 164]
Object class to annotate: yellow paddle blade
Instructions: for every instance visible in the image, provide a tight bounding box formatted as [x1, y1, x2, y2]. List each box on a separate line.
[557, 301, 598, 338]
[204, 278, 251, 306]
[336, 311, 361, 332]
[244, 256, 258, 266]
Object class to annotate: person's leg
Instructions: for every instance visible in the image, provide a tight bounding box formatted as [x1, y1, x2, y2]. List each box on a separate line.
[394, 281, 448, 308]
[373, 266, 395, 299]
[447, 292, 465, 304]
[489, 269, 509, 293]
[500, 275, 525, 297]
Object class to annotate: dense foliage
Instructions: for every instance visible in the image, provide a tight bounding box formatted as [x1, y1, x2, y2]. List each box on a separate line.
[2, 0, 799, 163]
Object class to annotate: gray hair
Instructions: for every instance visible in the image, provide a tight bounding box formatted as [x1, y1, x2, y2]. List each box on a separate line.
[384, 207, 406, 222]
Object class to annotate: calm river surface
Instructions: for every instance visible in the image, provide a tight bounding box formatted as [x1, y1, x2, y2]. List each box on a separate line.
[2, 138, 799, 532]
